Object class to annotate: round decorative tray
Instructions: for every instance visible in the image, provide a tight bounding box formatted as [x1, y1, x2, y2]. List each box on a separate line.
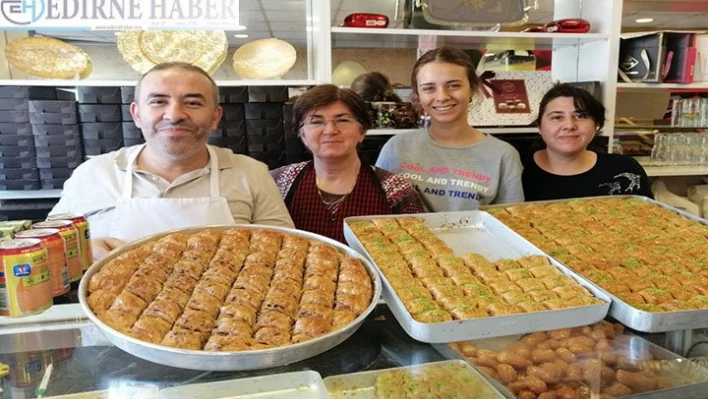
[5, 37, 93, 79]
[116, 30, 227, 75]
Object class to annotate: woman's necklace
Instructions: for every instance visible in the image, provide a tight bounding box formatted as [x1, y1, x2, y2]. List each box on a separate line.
[316, 167, 360, 214]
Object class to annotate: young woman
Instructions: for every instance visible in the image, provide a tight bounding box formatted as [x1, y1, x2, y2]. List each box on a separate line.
[376, 47, 524, 211]
[271, 85, 424, 243]
[522, 84, 653, 201]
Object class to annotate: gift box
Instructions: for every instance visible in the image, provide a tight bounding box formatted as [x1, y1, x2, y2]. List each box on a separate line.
[619, 32, 667, 83]
[468, 71, 553, 127]
[664, 33, 697, 84]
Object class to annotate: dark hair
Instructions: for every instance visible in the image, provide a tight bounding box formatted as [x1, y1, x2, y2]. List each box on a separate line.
[293, 84, 372, 134]
[350, 72, 402, 102]
[411, 46, 482, 95]
[536, 84, 606, 131]
[135, 62, 219, 105]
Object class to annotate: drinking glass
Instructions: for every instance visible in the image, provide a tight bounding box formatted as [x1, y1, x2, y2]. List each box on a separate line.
[680, 99, 701, 127]
[650, 133, 667, 165]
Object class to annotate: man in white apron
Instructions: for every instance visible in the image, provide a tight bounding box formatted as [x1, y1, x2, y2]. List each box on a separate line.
[51, 62, 294, 260]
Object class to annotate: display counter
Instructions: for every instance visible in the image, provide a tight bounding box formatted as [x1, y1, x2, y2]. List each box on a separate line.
[0, 304, 444, 398]
[1, 303, 708, 398]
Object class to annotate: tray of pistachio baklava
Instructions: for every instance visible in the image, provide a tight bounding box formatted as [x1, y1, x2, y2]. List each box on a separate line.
[343, 211, 610, 343]
[485, 195, 708, 332]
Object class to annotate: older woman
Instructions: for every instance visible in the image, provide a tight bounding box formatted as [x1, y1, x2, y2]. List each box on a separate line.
[522, 84, 653, 200]
[271, 85, 424, 243]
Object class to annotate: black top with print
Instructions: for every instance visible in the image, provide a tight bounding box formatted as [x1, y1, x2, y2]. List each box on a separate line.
[522, 152, 653, 202]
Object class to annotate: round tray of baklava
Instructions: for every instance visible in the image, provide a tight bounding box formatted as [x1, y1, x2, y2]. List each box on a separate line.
[79, 224, 382, 371]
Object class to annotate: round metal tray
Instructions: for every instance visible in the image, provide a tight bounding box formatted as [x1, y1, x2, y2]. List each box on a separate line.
[78, 224, 383, 371]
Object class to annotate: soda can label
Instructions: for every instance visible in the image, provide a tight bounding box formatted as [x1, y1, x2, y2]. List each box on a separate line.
[16, 228, 70, 297]
[32, 221, 83, 283]
[47, 214, 92, 272]
[0, 239, 52, 317]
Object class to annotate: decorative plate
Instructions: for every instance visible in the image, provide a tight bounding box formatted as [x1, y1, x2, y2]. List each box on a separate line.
[232, 38, 297, 80]
[116, 30, 227, 75]
[4, 37, 93, 79]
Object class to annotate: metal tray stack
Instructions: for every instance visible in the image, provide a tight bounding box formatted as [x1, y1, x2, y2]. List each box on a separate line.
[434, 333, 708, 399]
[79, 224, 382, 371]
[484, 195, 708, 333]
[343, 211, 611, 343]
[324, 360, 506, 399]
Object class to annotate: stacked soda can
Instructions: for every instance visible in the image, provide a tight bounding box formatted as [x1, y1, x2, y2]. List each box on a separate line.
[15, 229, 70, 298]
[0, 239, 52, 317]
[46, 214, 92, 272]
[32, 220, 82, 288]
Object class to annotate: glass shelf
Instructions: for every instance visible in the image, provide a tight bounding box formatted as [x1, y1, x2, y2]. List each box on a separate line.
[615, 125, 708, 131]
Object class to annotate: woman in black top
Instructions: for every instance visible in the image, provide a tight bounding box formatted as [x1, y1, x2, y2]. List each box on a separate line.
[522, 84, 653, 201]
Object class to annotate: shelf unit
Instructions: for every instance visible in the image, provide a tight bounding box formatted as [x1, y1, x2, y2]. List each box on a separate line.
[327, 0, 623, 147]
[617, 82, 708, 91]
[0, 79, 320, 87]
[330, 27, 610, 48]
[0, 189, 62, 200]
[640, 165, 708, 177]
[617, 82, 708, 176]
[6, 0, 707, 194]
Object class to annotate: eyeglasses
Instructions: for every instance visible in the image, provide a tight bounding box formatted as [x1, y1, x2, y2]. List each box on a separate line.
[304, 117, 357, 130]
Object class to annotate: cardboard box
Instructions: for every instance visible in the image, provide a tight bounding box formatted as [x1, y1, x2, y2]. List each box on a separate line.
[619, 32, 667, 82]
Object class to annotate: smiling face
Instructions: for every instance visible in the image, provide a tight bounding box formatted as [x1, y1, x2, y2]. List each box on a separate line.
[539, 96, 598, 156]
[415, 61, 472, 126]
[130, 67, 222, 161]
[299, 100, 365, 161]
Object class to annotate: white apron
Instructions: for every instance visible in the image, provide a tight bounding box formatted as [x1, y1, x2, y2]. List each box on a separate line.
[108, 145, 235, 241]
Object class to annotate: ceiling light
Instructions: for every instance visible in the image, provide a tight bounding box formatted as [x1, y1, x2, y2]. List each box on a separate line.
[233, 25, 248, 31]
[233, 34, 249, 38]
[635, 18, 654, 24]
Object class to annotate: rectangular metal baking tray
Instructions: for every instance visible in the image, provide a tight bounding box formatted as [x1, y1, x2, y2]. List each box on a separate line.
[323, 359, 505, 399]
[157, 371, 331, 399]
[343, 211, 611, 343]
[434, 332, 708, 399]
[484, 195, 708, 332]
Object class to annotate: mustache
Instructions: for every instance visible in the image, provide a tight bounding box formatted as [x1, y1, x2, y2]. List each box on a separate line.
[155, 120, 197, 131]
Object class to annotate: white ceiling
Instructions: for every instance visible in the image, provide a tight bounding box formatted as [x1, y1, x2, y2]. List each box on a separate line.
[32, 0, 708, 47]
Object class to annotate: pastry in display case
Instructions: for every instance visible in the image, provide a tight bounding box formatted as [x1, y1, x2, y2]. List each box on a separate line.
[325, 360, 507, 398]
[116, 30, 227, 75]
[4, 37, 93, 79]
[444, 321, 708, 398]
